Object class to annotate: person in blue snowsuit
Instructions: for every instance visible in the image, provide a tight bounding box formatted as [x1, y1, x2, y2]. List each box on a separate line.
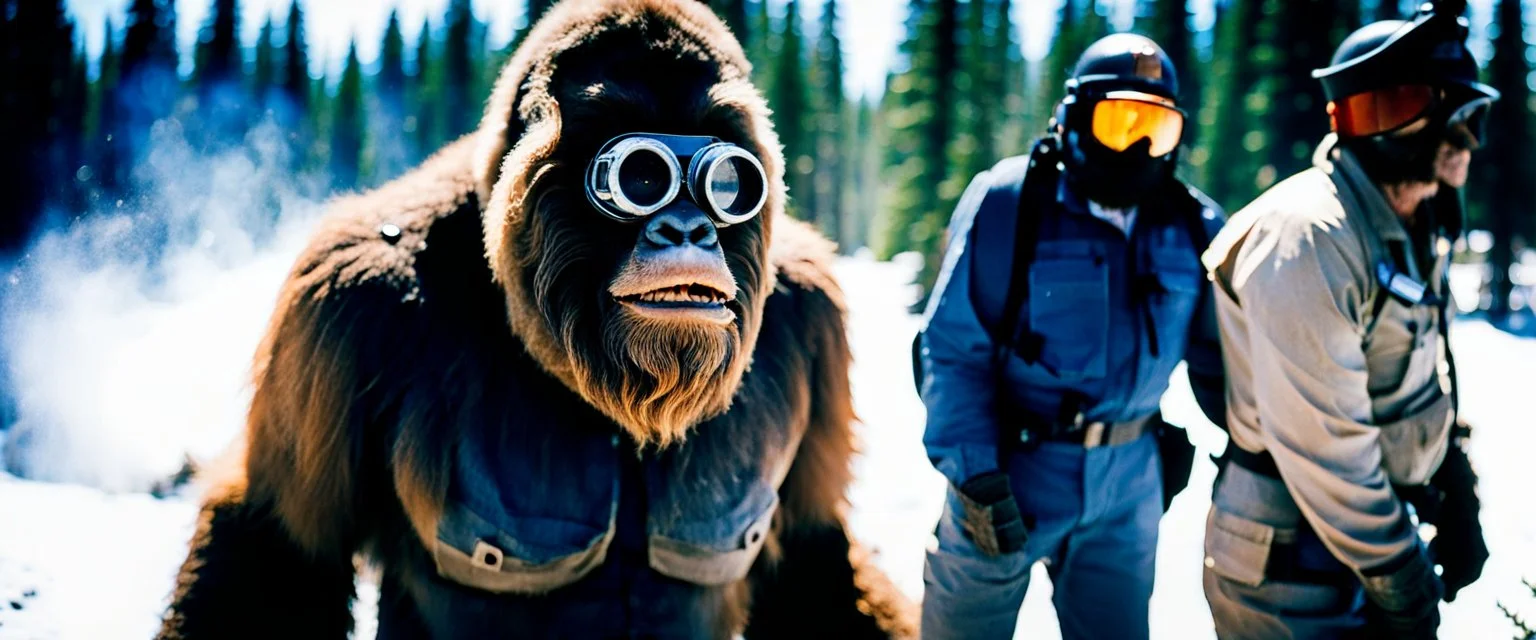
[914, 34, 1228, 640]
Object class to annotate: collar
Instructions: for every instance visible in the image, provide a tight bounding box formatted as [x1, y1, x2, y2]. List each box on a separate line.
[1057, 174, 1138, 237]
[1312, 133, 1410, 243]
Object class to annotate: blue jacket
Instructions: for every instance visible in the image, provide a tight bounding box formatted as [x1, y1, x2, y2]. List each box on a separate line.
[918, 153, 1228, 488]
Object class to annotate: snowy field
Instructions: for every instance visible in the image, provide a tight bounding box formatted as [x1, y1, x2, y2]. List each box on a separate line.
[2, 251, 1535, 639]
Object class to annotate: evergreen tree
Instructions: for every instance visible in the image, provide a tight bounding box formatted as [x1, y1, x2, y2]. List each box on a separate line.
[253, 14, 278, 110]
[1483, 0, 1533, 319]
[1261, 0, 1344, 183]
[443, 0, 477, 139]
[1199, 0, 1264, 210]
[878, 0, 962, 297]
[59, 36, 90, 212]
[282, 1, 310, 114]
[772, 0, 813, 220]
[748, 0, 774, 91]
[412, 19, 440, 159]
[115, 0, 178, 196]
[197, 0, 241, 88]
[811, 0, 847, 244]
[95, 17, 124, 197]
[121, 0, 178, 83]
[705, 0, 749, 41]
[528, 0, 557, 24]
[991, 0, 1028, 159]
[374, 9, 411, 182]
[1040, 0, 1110, 125]
[0, 0, 71, 253]
[331, 39, 365, 190]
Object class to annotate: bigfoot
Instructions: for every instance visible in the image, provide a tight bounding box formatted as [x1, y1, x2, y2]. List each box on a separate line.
[154, 1, 915, 638]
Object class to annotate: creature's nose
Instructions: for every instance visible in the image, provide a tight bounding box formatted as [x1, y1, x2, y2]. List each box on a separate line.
[642, 208, 718, 249]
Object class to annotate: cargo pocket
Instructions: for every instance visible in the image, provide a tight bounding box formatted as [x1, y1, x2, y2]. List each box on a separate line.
[1203, 507, 1275, 588]
[1028, 253, 1108, 380]
[649, 480, 780, 586]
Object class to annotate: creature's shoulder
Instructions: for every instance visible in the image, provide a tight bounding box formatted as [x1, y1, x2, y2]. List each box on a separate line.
[764, 217, 847, 344]
[279, 136, 483, 320]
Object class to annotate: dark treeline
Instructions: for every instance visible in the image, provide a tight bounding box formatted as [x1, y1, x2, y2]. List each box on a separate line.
[0, 0, 1532, 316]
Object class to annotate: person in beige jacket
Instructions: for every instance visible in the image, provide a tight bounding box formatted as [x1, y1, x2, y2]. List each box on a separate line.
[1198, 2, 1496, 638]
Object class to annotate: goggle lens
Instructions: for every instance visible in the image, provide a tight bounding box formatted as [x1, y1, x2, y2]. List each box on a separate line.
[1330, 85, 1437, 138]
[617, 148, 673, 208]
[700, 152, 766, 223]
[1091, 97, 1184, 157]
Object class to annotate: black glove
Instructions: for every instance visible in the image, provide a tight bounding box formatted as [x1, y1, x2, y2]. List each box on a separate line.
[1154, 413, 1196, 513]
[1361, 546, 1444, 639]
[954, 471, 1028, 556]
[1427, 423, 1487, 602]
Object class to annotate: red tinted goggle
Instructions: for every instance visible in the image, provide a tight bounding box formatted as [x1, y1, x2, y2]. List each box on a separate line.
[1328, 85, 1438, 138]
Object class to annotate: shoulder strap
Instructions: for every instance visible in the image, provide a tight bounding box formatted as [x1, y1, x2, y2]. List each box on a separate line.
[991, 138, 1061, 372]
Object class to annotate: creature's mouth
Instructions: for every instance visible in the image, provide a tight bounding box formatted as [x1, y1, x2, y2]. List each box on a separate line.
[614, 282, 736, 324]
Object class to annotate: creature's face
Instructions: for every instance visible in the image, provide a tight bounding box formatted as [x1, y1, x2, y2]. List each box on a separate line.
[480, 4, 781, 447]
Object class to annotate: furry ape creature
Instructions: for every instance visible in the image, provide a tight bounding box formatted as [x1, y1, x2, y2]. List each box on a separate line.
[155, 1, 916, 638]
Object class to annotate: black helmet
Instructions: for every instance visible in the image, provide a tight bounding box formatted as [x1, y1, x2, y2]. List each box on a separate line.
[1313, 1, 1499, 183]
[1053, 33, 1185, 209]
[1313, 1, 1498, 109]
[1066, 33, 1180, 102]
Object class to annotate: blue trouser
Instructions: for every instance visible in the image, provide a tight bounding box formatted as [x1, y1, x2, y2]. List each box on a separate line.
[921, 431, 1163, 640]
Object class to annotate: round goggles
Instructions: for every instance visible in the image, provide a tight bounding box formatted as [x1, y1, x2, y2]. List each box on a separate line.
[584, 133, 768, 226]
[1089, 91, 1185, 157]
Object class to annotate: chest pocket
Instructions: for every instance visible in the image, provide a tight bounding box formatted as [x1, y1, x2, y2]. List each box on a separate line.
[432, 408, 621, 595]
[1028, 241, 1109, 380]
[647, 475, 779, 586]
[1147, 242, 1204, 362]
[644, 412, 785, 586]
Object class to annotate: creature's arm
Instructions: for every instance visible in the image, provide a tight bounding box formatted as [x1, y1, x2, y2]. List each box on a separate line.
[157, 222, 421, 639]
[742, 224, 918, 640]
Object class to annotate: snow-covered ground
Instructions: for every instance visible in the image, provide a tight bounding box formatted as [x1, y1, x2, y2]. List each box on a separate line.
[2, 252, 1534, 639]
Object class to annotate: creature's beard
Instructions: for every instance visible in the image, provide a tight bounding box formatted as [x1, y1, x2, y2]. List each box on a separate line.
[569, 313, 741, 448]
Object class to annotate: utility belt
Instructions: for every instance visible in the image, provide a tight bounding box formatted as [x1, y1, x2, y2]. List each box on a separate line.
[1001, 402, 1155, 450]
[1213, 446, 1357, 587]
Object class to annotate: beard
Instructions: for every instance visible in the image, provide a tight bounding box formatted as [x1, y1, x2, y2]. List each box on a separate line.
[563, 310, 742, 448]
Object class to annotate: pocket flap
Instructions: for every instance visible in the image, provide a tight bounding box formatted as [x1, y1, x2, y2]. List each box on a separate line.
[648, 483, 780, 586]
[1204, 508, 1275, 588]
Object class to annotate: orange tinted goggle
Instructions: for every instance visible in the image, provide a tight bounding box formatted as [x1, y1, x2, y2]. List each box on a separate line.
[1090, 92, 1185, 157]
[1328, 85, 1437, 138]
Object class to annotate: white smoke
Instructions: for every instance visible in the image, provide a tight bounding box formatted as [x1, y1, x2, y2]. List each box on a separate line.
[1, 117, 329, 493]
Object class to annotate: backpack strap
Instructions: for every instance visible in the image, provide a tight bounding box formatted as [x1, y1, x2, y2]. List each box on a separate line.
[990, 137, 1062, 372]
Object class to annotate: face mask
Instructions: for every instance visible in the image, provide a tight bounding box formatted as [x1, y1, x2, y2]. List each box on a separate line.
[1062, 131, 1173, 209]
[1344, 128, 1442, 185]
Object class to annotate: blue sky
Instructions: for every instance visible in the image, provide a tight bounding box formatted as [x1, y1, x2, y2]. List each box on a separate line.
[60, 0, 1509, 99]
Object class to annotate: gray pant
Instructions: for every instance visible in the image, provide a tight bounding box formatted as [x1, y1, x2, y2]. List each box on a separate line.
[921, 432, 1162, 640]
[1202, 461, 1369, 640]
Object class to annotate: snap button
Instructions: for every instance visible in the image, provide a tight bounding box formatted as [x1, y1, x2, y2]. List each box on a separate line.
[379, 223, 402, 244]
[472, 540, 504, 571]
[1204, 556, 1216, 569]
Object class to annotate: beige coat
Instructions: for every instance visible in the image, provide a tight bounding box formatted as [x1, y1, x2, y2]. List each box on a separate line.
[1201, 134, 1455, 574]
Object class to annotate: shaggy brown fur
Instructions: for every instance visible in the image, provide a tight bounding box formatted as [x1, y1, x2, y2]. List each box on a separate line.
[156, 1, 916, 638]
